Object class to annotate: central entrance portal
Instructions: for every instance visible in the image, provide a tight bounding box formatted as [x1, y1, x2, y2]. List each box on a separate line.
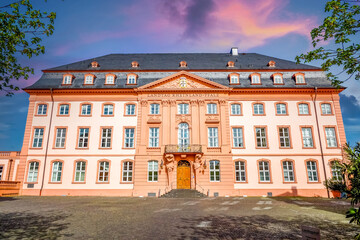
[177, 160, 191, 189]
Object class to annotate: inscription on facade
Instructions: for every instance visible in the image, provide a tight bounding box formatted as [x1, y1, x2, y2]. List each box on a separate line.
[147, 94, 219, 98]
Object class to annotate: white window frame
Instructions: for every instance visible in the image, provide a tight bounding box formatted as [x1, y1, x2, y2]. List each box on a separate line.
[0, 165, 3, 180]
[59, 104, 69, 115]
[296, 75, 305, 84]
[51, 161, 62, 182]
[259, 161, 270, 182]
[251, 75, 260, 84]
[299, 103, 309, 115]
[101, 128, 112, 148]
[301, 128, 314, 148]
[149, 127, 159, 147]
[232, 128, 243, 148]
[63, 75, 71, 85]
[122, 161, 133, 182]
[207, 103, 217, 114]
[124, 128, 135, 148]
[148, 160, 158, 182]
[150, 103, 160, 115]
[279, 127, 291, 148]
[37, 104, 47, 115]
[178, 103, 189, 114]
[209, 160, 220, 182]
[178, 123, 189, 146]
[307, 161, 318, 182]
[273, 75, 283, 84]
[81, 104, 91, 115]
[125, 104, 136, 115]
[27, 162, 39, 182]
[230, 75, 239, 84]
[255, 127, 267, 148]
[103, 104, 113, 115]
[106, 75, 115, 84]
[231, 104, 241, 115]
[98, 161, 110, 182]
[331, 161, 342, 181]
[235, 161, 246, 182]
[55, 128, 66, 148]
[74, 161, 86, 182]
[78, 128, 89, 148]
[32, 128, 44, 148]
[321, 103, 332, 114]
[276, 103, 287, 115]
[208, 127, 219, 147]
[85, 75, 93, 84]
[282, 161, 295, 182]
[128, 75, 136, 84]
[325, 127, 337, 147]
[253, 104, 264, 115]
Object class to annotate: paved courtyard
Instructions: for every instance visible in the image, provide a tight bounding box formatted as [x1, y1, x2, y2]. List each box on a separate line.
[0, 196, 359, 239]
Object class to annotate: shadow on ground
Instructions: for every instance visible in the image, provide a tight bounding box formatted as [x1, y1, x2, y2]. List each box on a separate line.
[173, 215, 359, 240]
[0, 211, 72, 239]
[0, 197, 18, 202]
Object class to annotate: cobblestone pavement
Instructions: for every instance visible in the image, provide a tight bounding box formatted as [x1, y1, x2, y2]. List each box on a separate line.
[0, 196, 359, 239]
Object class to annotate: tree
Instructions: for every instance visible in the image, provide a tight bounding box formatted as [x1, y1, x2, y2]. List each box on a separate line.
[0, 0, 56, 96]
[295, 0, 360, 87]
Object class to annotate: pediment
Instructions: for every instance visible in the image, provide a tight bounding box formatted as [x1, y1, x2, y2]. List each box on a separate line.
[138, 71, 228, 90]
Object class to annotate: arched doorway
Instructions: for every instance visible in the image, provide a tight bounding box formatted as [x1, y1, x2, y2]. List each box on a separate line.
[177, 160, 191, 189]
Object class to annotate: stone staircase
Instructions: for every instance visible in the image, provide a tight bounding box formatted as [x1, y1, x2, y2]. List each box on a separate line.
[160, 189, 207, 198]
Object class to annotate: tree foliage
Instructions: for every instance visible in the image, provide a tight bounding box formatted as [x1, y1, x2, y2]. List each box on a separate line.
[296, 0, 360, 87]
[0, 0, 56, 96]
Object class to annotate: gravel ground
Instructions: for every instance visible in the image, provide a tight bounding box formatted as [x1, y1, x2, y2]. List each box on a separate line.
[0, 196, 359, 239]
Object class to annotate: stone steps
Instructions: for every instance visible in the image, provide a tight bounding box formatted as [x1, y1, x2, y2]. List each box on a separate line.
[160, 189, 207, 198]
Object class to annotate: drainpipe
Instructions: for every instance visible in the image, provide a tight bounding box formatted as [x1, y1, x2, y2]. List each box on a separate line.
[40, 88, 54, 196]
[313, 87, 330, 198]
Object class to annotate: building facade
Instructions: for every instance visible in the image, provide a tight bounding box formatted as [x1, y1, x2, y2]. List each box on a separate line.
[12, 48, 345, 197]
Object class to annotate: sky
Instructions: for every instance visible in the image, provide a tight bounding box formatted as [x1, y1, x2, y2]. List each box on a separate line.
[0, 0, 359, 150]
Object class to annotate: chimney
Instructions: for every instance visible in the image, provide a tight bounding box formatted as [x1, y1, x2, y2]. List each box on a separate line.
[230, 47, 238, 56]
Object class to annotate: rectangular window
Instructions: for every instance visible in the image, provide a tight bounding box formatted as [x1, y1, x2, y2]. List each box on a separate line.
[331, 162, 342, 181]
[128, 75, 136, 84]
[276, 104, 287, 115]
[253, 104, 264, 115]
[235, 161, 246, 182]
[98, 161, 109, 182]
[101, 128, 112, 148]
[59, 104, 69, 115]
[150, 104, 160, 115]
[103, 104, 113, 115]
[321, 103, 332, 114]
[178, 103, 189, 114]
[122, 162, 133, 182]
[299, 103, 309, 115]
[37, 104, 47, 115]
[27, 162, 39, 182]
[149, 127, 159, 147]
[63, 75, 71, 85]
[81, 104, 91, 115]
[231, 104, 241, 115]
[208, 127, 219, 147]
[74, 161, 86, 182]
[78, 128, 89, 148]
[55, 128, 66, 148]
[296, 75, 305, 84]
[232, 128, 244, 148]
[255, 127, 267, 148]
[259, 161, 270, 182]
[307, 161, 318, 182]
[32, 128, 44, 148]
[148, 161, 158, 182]
[0, 166, 3, 180]
[301, 127, 314, 148]
[210, 160, 220, 182]
[283, 161, 295, 182]
[207, 103, 217, 114]
[51, 161, 62, 182]
[124, 128, 135, 148]
[125, 104, 135, 115]
[325, 127, 337, 147]
[279, 127, 291, 148]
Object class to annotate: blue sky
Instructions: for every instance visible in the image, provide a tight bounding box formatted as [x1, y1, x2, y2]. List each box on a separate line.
[0, 0, 359, 150]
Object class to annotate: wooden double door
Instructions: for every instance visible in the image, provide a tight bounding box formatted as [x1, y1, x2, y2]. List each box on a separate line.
[177, 160, 191, 189]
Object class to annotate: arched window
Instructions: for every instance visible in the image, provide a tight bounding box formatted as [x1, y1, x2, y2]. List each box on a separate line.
[51, 161, 63, 182]
[258, 160, 270, 182]
[27, 161, 39, 182]
[74, 161, 86, 182]
[178, 123, 189, 146]
[209, 160, 220, 182]
[122, 161, 133, 182]
[330, 161, 342, 181]
[235, 161, 246, 182]
[98, 161, 110, 182]
[306, 160, 318, 182]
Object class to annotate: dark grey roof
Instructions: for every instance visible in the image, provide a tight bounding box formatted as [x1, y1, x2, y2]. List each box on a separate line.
[45, 53, 320, 71]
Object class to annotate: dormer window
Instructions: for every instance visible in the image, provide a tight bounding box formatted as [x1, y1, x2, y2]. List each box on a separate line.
[62, 74, 73, 85]
[268, 61, 276, 67]
[227, 61, 235, 67]
[179, 61, 187, 68]
[229, 73, 240, 84]
[294, 73, 306, 84]
[84, 74, 95, 85]
[273, 73, 283, 84]
[127, 74, 137, 85]
[91, 61, 99, 68]
[250, 73, 261, 85]
[105, 74, 116, 85]
[131, 61, 139, 68]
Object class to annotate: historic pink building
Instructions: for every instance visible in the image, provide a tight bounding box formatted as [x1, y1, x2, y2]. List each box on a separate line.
[3, 48, 346, 197]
